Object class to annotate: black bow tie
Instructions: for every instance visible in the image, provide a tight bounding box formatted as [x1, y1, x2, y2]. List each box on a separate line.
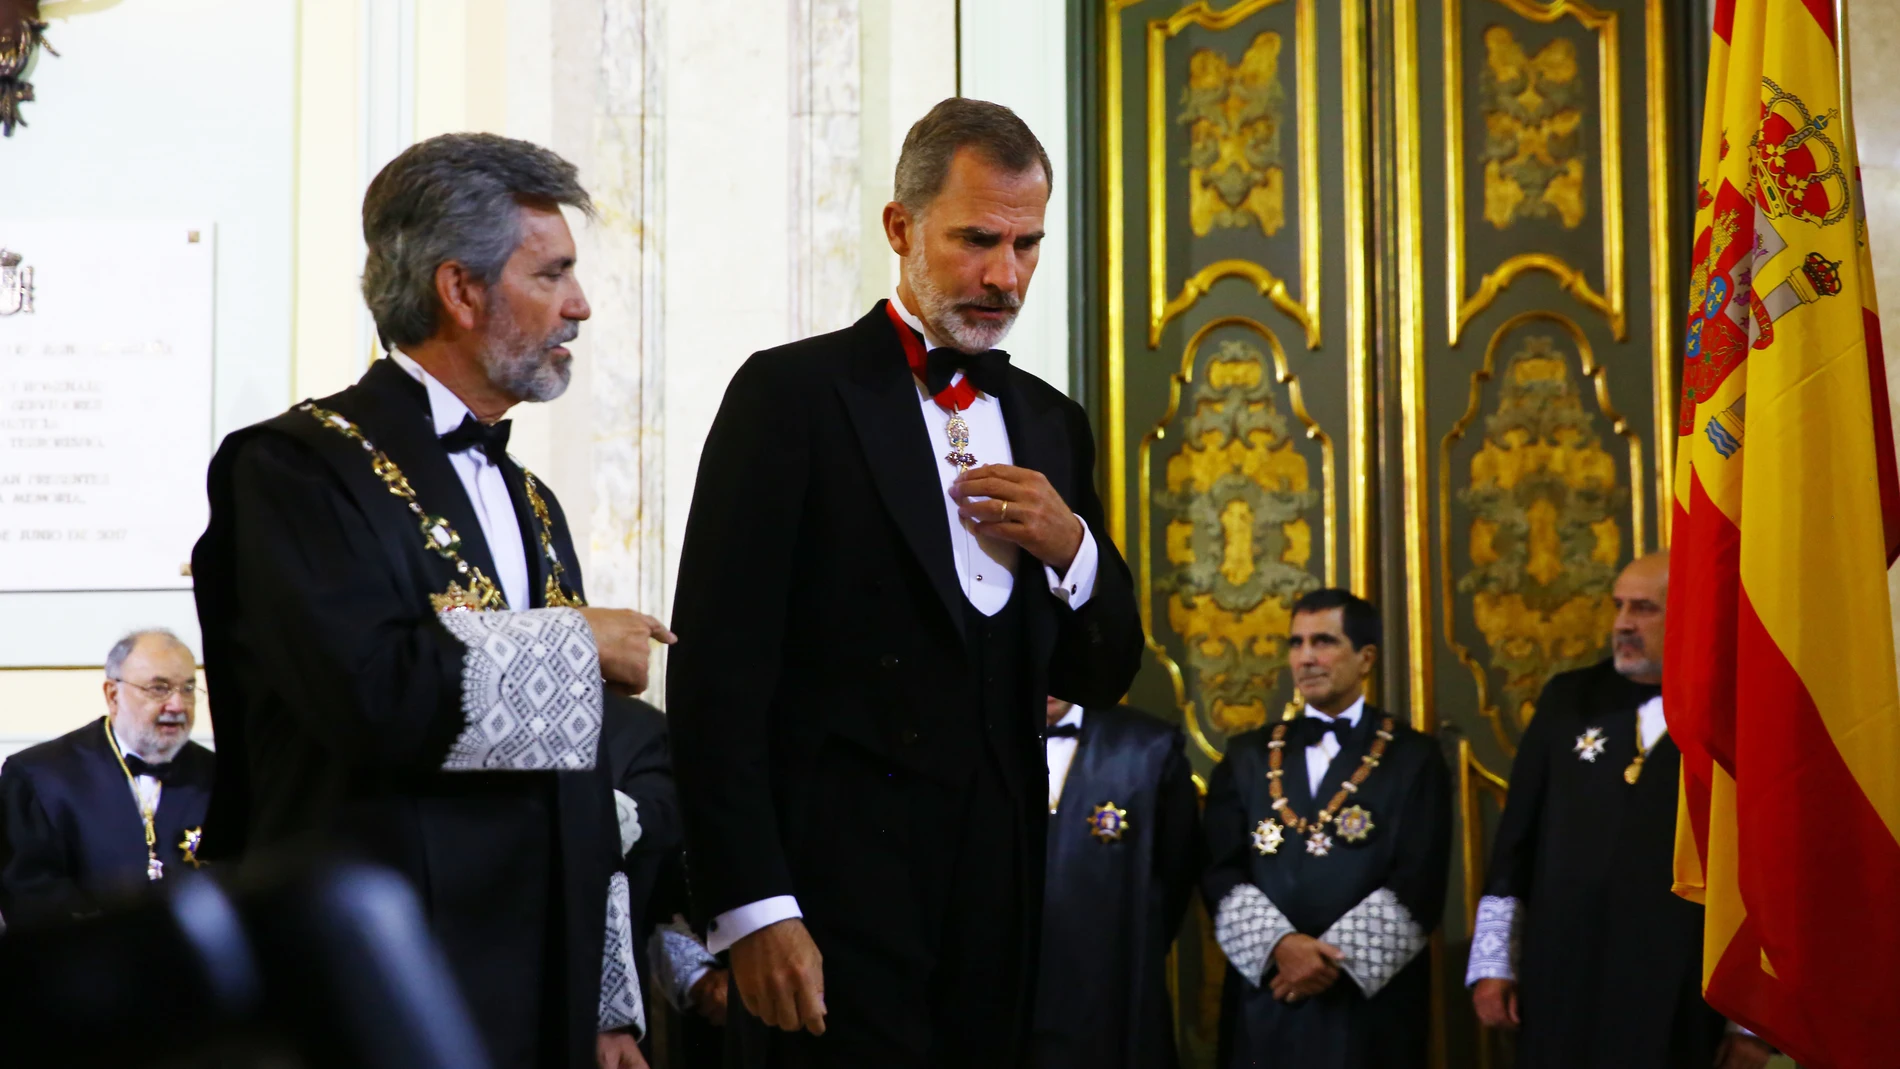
[1047, 723, 1082, 739]
[924, 346, 1012, 398]
[122, 754, 173, 782]
[1306, 716, 1351, 745]
[439, 414, 513, 464]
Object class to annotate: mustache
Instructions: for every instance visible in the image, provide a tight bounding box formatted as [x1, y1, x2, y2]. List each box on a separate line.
[960, 293, 1022, 312]
[547, 320, 580, 349]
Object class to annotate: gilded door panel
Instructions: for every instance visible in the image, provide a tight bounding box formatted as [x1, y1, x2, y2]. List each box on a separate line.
[1104, 0, 1371, 776]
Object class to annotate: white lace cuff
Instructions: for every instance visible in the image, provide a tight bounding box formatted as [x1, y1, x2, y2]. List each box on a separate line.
[649, 920, 719, 1013]
[1214, 884, 1296, 987]
[598, 871, 646, 1035]
[1322, 887, 1430, 998]
[437, 608, 602, 771]
[614, 790, 642, 855]
[1464, 894, 1521, 986]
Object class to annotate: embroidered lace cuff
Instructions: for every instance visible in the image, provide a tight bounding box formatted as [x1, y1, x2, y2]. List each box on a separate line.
[614, 790, 643, 856]
[649, 921, 719, 1013]
[598, 871, 646, 1035]
[1323, 887, 1429, 998]
[1464, 894, 1521, 986]
[437, 608, 602, 771]
[1214, 884, 1296, 987]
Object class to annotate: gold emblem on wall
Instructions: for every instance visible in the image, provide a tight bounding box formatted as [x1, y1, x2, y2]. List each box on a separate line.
[1180, 31, 1288, 238]
[1440, 313, 1641, 754]
[1479, 26, 1586, 229]
[1142, 320, 1329, 760]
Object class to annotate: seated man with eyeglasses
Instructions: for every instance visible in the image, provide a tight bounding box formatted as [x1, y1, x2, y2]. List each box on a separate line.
[0, 629, 213, 927]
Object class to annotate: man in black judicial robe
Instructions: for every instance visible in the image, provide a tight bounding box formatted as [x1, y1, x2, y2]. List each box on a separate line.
[192, 134, 664, 1069]
[1467, 553, 1773, 1069]
[668, 99, 1143, 1068]
[1202, 589, 1451, 1069]
[603, 696, 683, 1046]
[1, 630, 212, 927]
[1034, 698, 1200, 1069]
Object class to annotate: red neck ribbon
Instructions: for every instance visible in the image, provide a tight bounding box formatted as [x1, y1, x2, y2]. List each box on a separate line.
[885, 299, 978, 413]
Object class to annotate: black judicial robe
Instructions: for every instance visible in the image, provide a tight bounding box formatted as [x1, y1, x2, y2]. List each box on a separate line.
[603, 697, 682, 1033]
[191, 358, 621, 1069]
[668, 302, 1143, 1065]
[1034, 706, 1201, 1069]
[0, 723, 213, 926]
[1202, 710, 1452, 1069]
[1480, 661, 1724, 1069]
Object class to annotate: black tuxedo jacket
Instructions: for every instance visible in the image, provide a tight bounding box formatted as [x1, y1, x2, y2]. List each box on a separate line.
[191, 358, 619, 1069]
[0, 722, 213, 926]
[668, 300, 1143, 930]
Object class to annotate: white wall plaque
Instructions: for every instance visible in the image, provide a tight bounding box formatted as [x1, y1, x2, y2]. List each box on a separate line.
[0, 221, 214, 592]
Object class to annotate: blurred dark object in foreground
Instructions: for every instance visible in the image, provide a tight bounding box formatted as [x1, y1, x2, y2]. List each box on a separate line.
[0, 859, 490, 1069]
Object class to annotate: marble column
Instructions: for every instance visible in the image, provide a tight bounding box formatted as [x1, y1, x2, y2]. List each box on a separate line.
[789, 0, 862, 337]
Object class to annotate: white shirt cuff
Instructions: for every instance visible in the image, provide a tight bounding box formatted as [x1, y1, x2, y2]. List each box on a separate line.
[1044, 517, 1099, 609]
[1464, 894, 1521, 986]
[706, 895, 803, 955]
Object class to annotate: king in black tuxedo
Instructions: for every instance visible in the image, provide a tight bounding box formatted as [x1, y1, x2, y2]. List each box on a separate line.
[668, 100, 1144, 1068]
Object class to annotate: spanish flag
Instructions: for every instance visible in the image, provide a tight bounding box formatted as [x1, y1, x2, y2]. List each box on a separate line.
[1669, 1, 1900, 1065]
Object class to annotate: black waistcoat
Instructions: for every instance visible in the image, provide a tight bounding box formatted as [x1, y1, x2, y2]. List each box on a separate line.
[960, 582, 1030, 782]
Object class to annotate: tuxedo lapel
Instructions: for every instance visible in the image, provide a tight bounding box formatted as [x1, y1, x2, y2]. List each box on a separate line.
[346, 359, 507, 599]
[997, 373, 1071, 507]
[836, 303, 967, 643]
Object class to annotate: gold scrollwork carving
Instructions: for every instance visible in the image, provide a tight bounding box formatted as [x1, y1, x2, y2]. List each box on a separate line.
[1181, 30, 1288, 237]
[1480, 26, 1586, 230]
[1140, 317, 1333, 762]
[1444, 0, 1627, 345]
[1438, 312, 1643, 756]
[1147, 0, 1319, 349]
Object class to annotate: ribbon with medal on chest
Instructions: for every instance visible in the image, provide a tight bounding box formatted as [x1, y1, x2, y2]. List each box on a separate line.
[884, 300, 1010, 472]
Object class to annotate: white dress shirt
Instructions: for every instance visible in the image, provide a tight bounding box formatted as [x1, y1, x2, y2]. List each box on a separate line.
[1303, 696, 1366, 796]
[1636, 695, 1667, 751]
[1046, 705, 1085, 813]
[109, 722, 162, 819]
[704, 295, 1104, 956]
[390, 352, 532, 612]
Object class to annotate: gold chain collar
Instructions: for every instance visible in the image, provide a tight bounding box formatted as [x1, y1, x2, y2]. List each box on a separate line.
[1265, 714, 1396, 835]
[300, 403, 584, 612]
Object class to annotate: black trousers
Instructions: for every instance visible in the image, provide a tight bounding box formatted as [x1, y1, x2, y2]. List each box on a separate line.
[728, 737, 1031, 1069]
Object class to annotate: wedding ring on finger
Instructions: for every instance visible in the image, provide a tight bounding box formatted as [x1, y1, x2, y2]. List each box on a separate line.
[999, 500, 1009, 521]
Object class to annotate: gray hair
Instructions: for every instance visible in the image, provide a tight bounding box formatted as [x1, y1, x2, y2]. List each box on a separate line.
[105, 629, 190, 680]
[361, 133, 594, 349]
[894, 98, 1053, 214]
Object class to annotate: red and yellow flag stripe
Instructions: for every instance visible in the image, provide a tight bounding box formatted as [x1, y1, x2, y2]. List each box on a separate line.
[1669, 1, 1900, 1066]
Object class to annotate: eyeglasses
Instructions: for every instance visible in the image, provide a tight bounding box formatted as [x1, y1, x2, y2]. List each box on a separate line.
[109, 678, 203, 704]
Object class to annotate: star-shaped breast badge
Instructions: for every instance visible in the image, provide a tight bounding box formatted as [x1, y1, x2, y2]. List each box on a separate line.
[1088, 802, 1129, 843]
[1574, 726, 1607, 763]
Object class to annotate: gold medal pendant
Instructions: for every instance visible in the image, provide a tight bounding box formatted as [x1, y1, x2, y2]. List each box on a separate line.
[944, 408, 978, 471]
[146, 856, 164, 881]
[1088, 802, 1130, 843]
[1624, 754, 1645, 784]
[1253, 818, 1285, 855]
[1306, 831, 1334, 857]
[1336, 805, 1375, 843]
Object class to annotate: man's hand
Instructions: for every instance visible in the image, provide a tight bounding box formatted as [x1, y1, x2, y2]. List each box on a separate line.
[1714, 1034, 1775, 1069]
[690, 967, 731, 1027]
[729, 918, 826, 1035]
[595, 1030, 648, 1069]
[577, 608, 677, 694]
[950, 464, 1085, 571]
[1266, 933, 1344, 1002]
[1473, 978, 1519, 1029]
